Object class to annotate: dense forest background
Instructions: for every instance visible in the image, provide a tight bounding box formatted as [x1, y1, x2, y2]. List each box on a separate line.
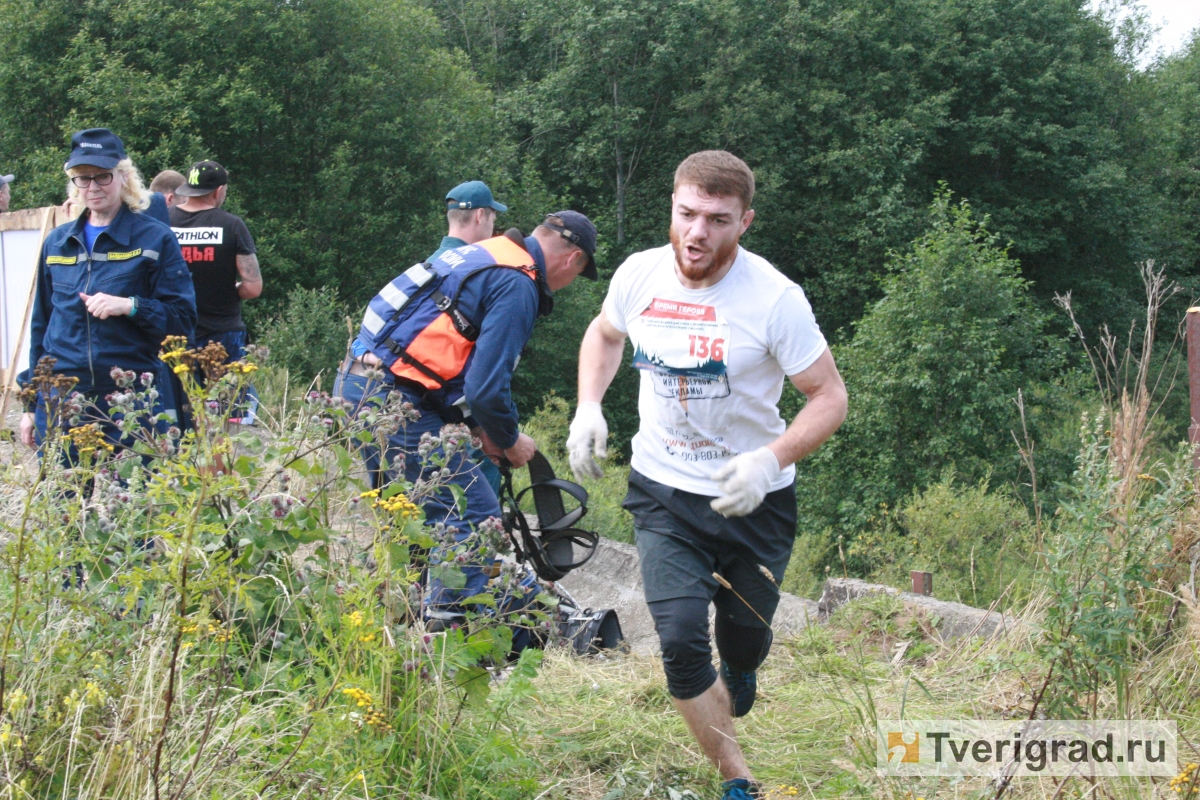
[1, 0, 1198, 566]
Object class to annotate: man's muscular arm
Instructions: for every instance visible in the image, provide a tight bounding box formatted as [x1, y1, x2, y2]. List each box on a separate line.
[769, 348, 847, 468]
[236, 253, 263, 299]
[577, 313, 627, 404]
[710, 348, 847, 517]
[568, 313, 627, 479]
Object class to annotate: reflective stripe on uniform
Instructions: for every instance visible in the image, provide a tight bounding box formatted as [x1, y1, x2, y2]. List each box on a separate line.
[379, 281, 409, 309]
[362, 307, 387, 336]
[405, 263, 434, 286]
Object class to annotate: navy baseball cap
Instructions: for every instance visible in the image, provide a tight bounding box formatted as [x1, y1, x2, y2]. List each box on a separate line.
[543, 211, 598, 280]
[64, 128, 127, 171]
[445, 180, 507, 213]
[174, 160, 229, 197]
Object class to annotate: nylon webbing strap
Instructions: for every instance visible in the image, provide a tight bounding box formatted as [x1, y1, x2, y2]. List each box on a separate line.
[385, 341, 446, 387]
[499, 452, 598, 581]
[431, 288, 479, 340]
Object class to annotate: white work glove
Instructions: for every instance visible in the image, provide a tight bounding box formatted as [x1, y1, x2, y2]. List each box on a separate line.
[710, 447, 781, 518]
[567, 401, 608, 480]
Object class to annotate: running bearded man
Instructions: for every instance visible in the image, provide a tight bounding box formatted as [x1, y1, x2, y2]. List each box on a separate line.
[568, 151, 847, 800]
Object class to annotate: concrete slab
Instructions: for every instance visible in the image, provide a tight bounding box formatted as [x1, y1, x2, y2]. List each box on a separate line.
[554, 537, 819, 654]
[816, 577, 1022, 641]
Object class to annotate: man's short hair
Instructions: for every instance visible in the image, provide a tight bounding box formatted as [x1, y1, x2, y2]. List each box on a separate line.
[149, 169, 186, 194]
[673, 150, 755, 210]
[447, 206, 495, 226]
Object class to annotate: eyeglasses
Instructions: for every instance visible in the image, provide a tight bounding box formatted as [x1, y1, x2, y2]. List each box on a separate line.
[70, 172, 115, 188]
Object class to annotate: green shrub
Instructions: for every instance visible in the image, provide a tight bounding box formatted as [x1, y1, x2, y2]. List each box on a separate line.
[258, 286, 351, 390]
[848, 472, 1037, 608]
[1037, 413, 1190, 718]
[797, 189, 1070, 552]
[780, 530, 832, 598]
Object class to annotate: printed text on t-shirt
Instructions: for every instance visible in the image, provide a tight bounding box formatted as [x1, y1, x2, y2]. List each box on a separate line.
[629, 297, 731, 399]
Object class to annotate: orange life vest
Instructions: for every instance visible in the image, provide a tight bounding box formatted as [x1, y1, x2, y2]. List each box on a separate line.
[357, 234, 539, 398]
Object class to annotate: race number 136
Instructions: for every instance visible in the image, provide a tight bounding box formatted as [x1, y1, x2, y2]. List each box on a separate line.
[687, 335, 725, 361]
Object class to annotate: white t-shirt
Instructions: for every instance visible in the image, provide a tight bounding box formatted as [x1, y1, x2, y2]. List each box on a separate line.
[604, 244, 827, 496]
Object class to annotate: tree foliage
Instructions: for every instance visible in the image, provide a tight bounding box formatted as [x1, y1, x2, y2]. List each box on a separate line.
[0, 0, 496, 308]
[797, 191, 1067, 536]
[455, 0, 1166, 331]
[1, 0, 1197, 517]
[1151, 31, 1200, 280]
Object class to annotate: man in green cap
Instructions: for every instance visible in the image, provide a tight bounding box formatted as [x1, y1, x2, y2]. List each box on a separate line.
[340, 180, 509, 490]
[435, 179, 509, 258]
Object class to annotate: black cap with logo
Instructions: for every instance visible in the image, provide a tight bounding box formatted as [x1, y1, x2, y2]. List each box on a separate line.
[64, 129, 127, 171]
[174, 160, 229, 197]
[542, 211, 598, 280]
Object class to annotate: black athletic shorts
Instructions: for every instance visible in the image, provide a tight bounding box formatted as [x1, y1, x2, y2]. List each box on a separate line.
[622, 469, 797, 629]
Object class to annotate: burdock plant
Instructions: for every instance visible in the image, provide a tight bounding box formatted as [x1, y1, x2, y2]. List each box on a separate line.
[0, 343, 548, 798]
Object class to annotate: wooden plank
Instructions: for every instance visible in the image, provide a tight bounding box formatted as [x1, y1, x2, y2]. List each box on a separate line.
[0, 205, 71, 233]
[0, 208, 55, 411]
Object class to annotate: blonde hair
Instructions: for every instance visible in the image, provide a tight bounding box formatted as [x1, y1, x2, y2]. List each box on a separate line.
[65, 159, 151, 217]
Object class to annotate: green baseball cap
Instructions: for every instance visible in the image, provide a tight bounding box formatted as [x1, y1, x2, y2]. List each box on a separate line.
[446, 180, 507, 213]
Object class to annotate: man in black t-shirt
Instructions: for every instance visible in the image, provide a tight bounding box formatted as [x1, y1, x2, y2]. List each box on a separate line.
[170, 160, 263, 423]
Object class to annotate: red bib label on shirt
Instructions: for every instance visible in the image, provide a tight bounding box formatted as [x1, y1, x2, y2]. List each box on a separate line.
[629, 297, 731, 399]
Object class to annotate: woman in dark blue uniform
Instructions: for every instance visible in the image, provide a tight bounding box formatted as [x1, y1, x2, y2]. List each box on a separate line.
[18, 129, 196, 455]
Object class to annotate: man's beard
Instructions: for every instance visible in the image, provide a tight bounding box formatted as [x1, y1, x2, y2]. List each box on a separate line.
[670, 225, 740, 282]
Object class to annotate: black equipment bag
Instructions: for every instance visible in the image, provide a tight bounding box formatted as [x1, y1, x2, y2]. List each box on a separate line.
[559, 607, 626, 655]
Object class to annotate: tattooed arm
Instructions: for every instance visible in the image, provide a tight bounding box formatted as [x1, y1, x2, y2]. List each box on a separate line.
[236, 253, 263, 300]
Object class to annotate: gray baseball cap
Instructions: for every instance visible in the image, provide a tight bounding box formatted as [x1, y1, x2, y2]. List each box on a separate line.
[0, 175, 13, 187]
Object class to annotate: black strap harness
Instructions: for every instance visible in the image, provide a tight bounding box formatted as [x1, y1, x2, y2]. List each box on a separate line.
[499, 451, 599, 582]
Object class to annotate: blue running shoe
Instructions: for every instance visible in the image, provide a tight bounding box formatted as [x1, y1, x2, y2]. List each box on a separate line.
[720, 778, 761, 799]
[719, 628, 772, 717]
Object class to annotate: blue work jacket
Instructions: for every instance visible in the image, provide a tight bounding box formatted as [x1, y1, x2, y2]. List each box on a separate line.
[352, 235, 551, 448]
[25, 204, 197, 394]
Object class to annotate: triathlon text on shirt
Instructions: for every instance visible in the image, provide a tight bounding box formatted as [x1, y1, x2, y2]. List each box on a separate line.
[172, 227, 225, 264]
